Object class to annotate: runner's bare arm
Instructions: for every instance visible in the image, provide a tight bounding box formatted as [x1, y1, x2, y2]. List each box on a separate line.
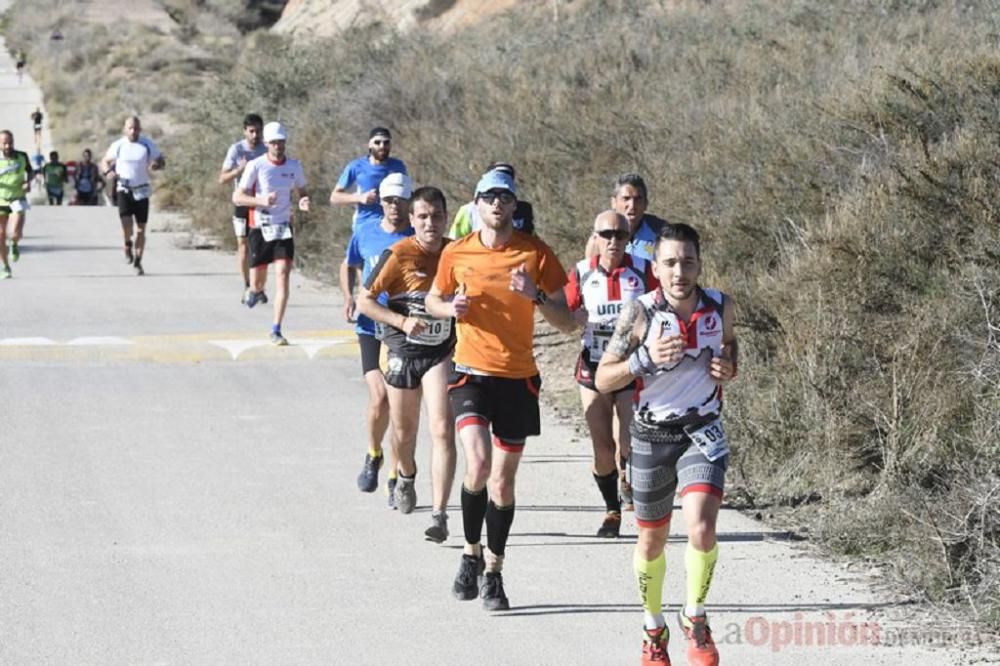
[595, 300, 646, 392]
[709, 296, 738, 383]
[231, 187, 260, 208]
[218, 157, 246, 185]
[329, 185, 376, 206]
[357, 290, 427, 337]
[537, 289, 577, 333]
[339, 259, 358, 323]
[425, 283, 464, 320]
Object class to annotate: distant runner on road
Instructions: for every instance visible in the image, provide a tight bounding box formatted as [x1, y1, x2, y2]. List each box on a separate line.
[0, 130, 32, 279]
[30, 108, 43, 148]
[219, 113, 266, 304]
[596, 223, 737, 666]
[100, 116, 165, 276]
[73, 149, 104, 206]
[425, 169, 576, 611]
[565, 210, 653, 537]
[15, 50, 26, 84]
[232, 121, 310, 346]
[341, 172, 415, 508]
[42, 151, 68, 205]
[357, 186, 457, 539]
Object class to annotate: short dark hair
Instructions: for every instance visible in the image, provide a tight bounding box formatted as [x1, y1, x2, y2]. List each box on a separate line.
[613, 173, 648, 200]
[654, 223, 701, 258]
[410, 186, 447, 212]
[369, 126, 392, 140]
[49, 151, 58, 160]
[244, 113, 263, 128]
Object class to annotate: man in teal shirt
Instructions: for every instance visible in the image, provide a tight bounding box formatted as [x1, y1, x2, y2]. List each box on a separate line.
[0, 130, 32, 278]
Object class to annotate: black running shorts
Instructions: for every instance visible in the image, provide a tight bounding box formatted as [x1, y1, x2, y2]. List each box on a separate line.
[117, 190, 150, 224]
[448, 369, 542, 447]
[358, 333, 382, 375]
[384, 348, 452, 390]
[247, 227, 294, 267]
[629, 429, 728, 529]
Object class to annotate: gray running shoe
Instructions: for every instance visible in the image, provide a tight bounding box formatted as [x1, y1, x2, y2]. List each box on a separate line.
[424, 512, 449, 543]
[387, 477, 397, 510]
[394, 478, 417, 514]
[480, 572, 510, 611]
[269, 331, 288, 346]
[1, 265, 11, 279]
[452, 553, 485, 601]
[357, 453, 383, 493]
[133, 260, 144, 276]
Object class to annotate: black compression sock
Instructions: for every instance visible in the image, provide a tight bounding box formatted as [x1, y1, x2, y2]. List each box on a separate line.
[594, 469, 622, 513]
[485, 500, 516, 558]
[461, 485, 488, 545]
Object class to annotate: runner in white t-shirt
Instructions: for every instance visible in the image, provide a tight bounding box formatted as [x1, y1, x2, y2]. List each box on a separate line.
[232, 122, 310, 346]
[219, 113, 266, 303]
[99, 116, 165, 276]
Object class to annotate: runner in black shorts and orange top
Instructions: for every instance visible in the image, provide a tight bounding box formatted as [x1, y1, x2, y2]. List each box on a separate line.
[566, 210, 655, 538]
[596, 223, 738, 666]
[357, 186, 457, 541]
[425, 169, 576, 611]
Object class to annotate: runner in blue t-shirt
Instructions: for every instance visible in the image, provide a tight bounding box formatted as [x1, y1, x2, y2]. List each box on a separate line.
[329, 127, 408, 230]
[340, 172, 415, 506]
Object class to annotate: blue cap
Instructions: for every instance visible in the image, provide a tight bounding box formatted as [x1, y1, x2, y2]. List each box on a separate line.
[475, 169, 517, 197]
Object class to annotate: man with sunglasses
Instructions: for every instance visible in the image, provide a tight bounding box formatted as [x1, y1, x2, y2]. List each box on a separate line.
[341, 172, 414, 506]
[566, 211, 655, 538]
[356, 186, 457, 541]
[448, 162, 535, 238]
[329, 127, 408, 231]
[425, 169, 576, 611]
[596, 223, 737, 666]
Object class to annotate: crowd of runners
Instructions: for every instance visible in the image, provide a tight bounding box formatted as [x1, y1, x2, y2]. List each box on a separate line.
[1, 107, 738, 665]
[216, 114, 738, 665]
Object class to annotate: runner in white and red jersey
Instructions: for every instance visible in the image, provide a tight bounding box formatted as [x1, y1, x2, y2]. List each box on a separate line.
[232, 121, 310, 345]
[566, 210, 654, 537]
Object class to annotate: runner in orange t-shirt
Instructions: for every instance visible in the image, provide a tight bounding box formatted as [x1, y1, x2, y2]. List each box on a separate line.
[426, 169, 576, 611]
[357, 186, 457, 542]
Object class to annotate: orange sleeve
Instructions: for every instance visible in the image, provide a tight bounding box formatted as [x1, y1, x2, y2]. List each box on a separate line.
[537, 242, 568, 295]
[433, 244, 457, 294]
[364, 248, 400, 295]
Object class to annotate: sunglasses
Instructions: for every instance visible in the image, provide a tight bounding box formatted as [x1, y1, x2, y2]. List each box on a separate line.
[382, 196, 406, 206]
[479, 191, 515, 205]
[596, 229, 630, 241]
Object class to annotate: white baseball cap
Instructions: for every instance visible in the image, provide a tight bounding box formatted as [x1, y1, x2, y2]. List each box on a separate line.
[380, 172, 412, 200]
[263, 121, 287, 143]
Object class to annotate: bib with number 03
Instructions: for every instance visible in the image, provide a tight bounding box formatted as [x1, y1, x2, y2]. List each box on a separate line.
[406, 314, 452, 346]
[10, 198, 29, 213]
[683, 417, 730, 462]
[130, 184, 152, 201]
[257, 211, 292, 242]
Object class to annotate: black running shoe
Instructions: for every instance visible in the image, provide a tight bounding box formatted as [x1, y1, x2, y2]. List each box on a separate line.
[356, 453, 383, 493]
[452, 553, 485, 601]
[596, 511, 622, 538]
[124, 244, 134, 264]
[480, 572, 510, 611]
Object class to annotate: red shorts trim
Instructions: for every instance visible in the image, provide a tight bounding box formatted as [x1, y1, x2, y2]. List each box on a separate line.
[636, 515, 672, 529]
[492, 435, 525, 452]
[679, 483, 724, 499]
[457, 415, 488, 431]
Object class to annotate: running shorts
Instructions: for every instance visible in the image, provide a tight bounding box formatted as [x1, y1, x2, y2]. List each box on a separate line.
[448, 369, 542, 447]
[575, 352, 634, 394]
[117, 190, 150, 224]
[358, 333, 381, 375]
[629, 428, 728, 529]
[247, 228, 294, 267]
[232, 206, 249, 237]
[384, 348, 452, 390]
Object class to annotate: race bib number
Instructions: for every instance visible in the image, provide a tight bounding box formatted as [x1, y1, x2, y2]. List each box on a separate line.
[588, 327, 613, 362]
[130, 184, 152, 201]
[257, 211, 292, 242]
[10, 198, 28, 212]
[684, 417, 729, 462]
[406, 315, 452, 346]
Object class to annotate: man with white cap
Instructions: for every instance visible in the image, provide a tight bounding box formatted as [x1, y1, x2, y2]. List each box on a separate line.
[232, 121, 310, 345]
[100, 116, 165, 275]
[425, 169, 576, 611]
[329, 127, 408, 231]
[340, 172, 414, 505]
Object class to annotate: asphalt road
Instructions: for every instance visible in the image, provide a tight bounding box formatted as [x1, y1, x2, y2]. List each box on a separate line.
[0, 15, 995, 666]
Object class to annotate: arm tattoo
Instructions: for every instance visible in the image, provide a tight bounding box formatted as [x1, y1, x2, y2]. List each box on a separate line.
[606, 300, 644, 358]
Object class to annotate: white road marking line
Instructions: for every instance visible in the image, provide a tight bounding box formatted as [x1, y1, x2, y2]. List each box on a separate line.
[0, 337, 57, 346]
[208, 340, 271, 360]
[296, 338, 350, 359]
[66, 337, 134, 346]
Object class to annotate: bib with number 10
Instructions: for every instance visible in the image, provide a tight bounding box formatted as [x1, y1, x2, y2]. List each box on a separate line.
[406, 315, 452, 346]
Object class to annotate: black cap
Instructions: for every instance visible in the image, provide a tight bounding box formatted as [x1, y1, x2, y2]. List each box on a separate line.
[369, 127, 392, 140]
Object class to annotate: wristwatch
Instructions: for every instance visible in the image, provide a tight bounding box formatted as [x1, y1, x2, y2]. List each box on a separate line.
[533, 290, 548, 306]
